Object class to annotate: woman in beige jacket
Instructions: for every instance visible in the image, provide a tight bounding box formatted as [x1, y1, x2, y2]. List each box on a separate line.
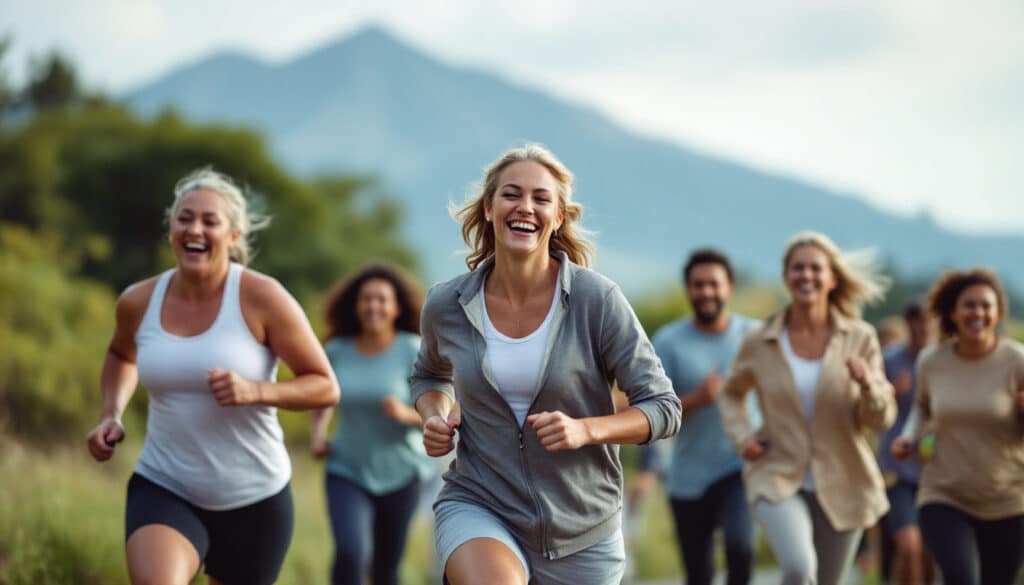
[720, 231, 896, 585]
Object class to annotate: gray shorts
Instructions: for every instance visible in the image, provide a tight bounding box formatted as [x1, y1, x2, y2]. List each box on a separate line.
[434, 499, 625, 585]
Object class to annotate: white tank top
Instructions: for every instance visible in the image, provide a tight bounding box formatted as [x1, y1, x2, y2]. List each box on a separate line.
[134, 263, 290, 510]
[481, 279, 561, 427]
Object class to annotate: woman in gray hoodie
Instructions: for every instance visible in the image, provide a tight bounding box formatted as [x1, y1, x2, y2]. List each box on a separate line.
[411, 144, 681, 585]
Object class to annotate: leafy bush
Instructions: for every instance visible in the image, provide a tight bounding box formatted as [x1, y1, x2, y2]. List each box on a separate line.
[0, 224, 119, 440]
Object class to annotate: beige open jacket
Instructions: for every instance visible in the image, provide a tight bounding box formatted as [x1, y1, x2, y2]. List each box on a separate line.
[720, 307, 896, 531]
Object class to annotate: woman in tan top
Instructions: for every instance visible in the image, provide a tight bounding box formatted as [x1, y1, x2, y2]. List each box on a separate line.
[720, 231, 896, 585]
[892, 268, 1024, 585]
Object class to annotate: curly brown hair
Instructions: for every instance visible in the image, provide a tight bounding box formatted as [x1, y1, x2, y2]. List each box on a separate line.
[925, 268, 1008, 339]
[322, 263, 424, 340]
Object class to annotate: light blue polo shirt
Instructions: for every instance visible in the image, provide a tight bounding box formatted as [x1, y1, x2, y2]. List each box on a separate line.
[325, 332, 435, 494]
[652, 315, 762, 499]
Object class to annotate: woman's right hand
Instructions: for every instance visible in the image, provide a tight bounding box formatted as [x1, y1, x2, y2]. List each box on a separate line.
[86, 418, 125, 462]
[739, 435, 767, 462]
[423, 411, 460, 457]
[890, 437, 915, 460]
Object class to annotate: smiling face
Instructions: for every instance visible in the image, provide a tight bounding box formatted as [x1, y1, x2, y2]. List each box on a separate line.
[686, 263, 734, 326]
[484, 160, 564, 260]
[951, 283, 1000, 346]
[355, 277, 400, 336]
[169, 188, 240, 272]
[785, 244, 837, 309]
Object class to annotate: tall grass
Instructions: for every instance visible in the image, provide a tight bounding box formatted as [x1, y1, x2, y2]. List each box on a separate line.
[0, 436, 435, 585]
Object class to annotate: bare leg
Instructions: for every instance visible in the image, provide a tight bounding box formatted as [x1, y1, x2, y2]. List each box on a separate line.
[894, 526, 923, 585]
[126, 524, 200, 585]
[446, 537, 527, 585]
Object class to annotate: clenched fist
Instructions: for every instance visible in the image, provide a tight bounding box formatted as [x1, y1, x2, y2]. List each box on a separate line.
[208, 368, 262, 406]
[527, 411, 592, 451]
[87, 418, 125, 462]
[423, 410, 460, 457]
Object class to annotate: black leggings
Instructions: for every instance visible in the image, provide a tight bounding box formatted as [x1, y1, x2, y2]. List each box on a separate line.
[669, 471, 754, 585]
[125, 473, 294, 585]
[918, 503, 1024, 585]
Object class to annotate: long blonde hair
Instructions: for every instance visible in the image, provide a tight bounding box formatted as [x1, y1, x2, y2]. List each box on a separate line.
[452, 144, 594, 271]
[782, 231, 890, 318]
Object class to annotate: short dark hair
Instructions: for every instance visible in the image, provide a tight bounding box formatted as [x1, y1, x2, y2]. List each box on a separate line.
[926, 268, 1008, 339]
[902, 300, 925, 321]
[683, 248, 735, 285]
[322, 263, 424, 340]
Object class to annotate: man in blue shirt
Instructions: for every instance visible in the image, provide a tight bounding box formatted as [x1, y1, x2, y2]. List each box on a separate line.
[640, 249, 760, 585]
[877, 302, 935, 585]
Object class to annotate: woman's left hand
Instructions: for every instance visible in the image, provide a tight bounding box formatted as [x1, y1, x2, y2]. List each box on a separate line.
[208, 368, 262, 406]
[845, 356, 870, 387]
[527, 411, 592, 451]
[311, 432, 331, 459]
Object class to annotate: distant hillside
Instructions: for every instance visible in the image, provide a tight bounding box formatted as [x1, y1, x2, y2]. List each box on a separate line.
[127, 26, 1024, 293]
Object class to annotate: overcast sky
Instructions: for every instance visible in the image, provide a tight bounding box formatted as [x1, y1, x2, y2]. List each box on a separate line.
[3, 0, 1022, 234]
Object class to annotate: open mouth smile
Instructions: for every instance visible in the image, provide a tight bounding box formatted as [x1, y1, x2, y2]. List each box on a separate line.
[183, 242, 210, 255]
[508, 220, 538, 234]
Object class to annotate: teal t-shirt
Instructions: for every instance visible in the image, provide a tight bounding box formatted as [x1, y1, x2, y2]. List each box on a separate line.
[652, 315, 762, 499]
[324, 332, 435, 494]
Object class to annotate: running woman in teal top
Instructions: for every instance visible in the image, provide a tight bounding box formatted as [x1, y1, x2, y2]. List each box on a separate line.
[310, 264, 434, 585]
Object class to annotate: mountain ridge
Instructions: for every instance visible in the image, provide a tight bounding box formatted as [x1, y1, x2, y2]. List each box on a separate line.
[125, 25, 1024, 292]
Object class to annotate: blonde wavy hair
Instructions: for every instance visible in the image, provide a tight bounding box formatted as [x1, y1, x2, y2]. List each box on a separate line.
[452, 144, 595, 271]
[782, 231, 890, 318]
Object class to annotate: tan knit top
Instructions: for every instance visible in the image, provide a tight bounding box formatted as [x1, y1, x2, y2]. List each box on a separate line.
[899, 338, 1024, 519]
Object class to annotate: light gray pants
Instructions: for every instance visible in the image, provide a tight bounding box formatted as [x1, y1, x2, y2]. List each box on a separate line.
[754, 492, 863, 585]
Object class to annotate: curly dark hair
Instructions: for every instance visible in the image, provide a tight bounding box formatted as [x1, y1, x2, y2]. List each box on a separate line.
[925, 268, 1008, 339]
[322, 263, 424, 340]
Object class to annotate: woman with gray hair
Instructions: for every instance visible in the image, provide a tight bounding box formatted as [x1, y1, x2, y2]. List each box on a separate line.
[720, 231, 896, 585]
[85, 167, 339, 585]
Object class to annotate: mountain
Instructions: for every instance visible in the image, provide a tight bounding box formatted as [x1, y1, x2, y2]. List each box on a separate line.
[126, 25, 1024, 293]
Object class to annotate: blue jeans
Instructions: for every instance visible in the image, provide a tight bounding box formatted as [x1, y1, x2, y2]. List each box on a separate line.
[325, 473, 421, 585]
[669, 471, 754, 585]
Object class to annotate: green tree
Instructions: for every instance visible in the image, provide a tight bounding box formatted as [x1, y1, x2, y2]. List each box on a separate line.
[0, 35, 12, 116]
[26, 52, 78, 111]
[0, 104, 417, 300]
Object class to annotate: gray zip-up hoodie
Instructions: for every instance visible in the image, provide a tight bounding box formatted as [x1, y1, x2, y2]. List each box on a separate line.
[410, 252, 681, 559]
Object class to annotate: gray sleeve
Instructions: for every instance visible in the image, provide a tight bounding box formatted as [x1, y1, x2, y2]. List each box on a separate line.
[600, 285, 682, 443]
[409, 287, 455, 402]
